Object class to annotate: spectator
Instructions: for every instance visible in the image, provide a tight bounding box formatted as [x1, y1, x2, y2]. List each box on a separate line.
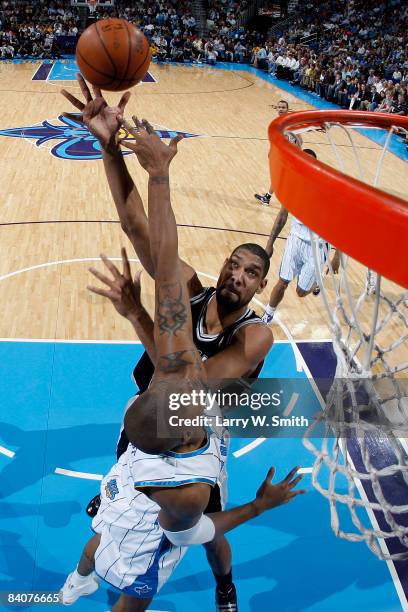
[206, 43, 218, 65]
[234, 41, 247, 63]
[391, 92, 408, 115]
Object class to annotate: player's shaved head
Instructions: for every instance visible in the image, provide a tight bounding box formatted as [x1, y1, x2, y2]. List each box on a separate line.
[124, 379, 207, 455]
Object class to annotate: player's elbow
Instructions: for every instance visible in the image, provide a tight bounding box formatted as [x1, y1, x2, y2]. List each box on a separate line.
[162, 514, 216, 546]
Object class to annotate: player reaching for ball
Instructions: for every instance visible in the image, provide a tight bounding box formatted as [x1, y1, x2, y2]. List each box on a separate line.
[62, 75, 274, 612]
[59, 117, 305, 612]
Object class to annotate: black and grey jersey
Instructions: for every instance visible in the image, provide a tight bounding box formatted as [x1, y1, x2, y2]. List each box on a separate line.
[132, 287, 265, 393]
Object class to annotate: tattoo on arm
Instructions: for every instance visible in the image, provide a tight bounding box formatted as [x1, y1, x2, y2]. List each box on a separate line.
[157, 282, 188, 335]
[157, 349, 201, 374]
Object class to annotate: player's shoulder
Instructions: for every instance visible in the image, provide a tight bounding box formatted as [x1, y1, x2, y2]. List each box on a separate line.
[234, 318, 274, 350]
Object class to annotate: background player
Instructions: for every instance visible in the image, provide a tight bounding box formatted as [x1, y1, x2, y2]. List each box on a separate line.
[60, 119, 305, 612]
[261, 149, 326, 324]
[254, 99, 302, 206]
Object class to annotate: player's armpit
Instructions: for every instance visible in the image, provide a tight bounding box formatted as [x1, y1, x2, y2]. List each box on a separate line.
[184, 267, 204, 298]
[204, 324, 273, 379]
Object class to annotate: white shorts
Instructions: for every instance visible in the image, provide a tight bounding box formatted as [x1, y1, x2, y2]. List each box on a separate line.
[92, 472, 187, 599]
[279, 234, 326, 292]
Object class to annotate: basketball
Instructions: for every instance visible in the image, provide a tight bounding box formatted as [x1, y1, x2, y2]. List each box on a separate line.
[76, 18, 151, 91]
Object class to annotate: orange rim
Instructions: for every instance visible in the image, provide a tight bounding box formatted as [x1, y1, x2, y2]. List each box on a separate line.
[268, 110, 408, 288]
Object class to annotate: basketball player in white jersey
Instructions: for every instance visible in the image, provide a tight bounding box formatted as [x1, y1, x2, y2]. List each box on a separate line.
[254, 99, 302, 206]
[62, 77, 274, 612]
[59, 119, 305, 611]
[261, 149, 327, 324]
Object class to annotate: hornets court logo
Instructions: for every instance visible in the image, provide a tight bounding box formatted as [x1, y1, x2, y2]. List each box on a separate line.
[0, 115, 200, 161]
[105, 478, 120, 500]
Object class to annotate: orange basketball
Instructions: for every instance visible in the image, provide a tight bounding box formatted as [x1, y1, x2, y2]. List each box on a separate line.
[76, 18, 151, 91]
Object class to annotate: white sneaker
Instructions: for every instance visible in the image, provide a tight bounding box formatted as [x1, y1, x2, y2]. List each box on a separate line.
[59, 571, 100, 605]
[261, 311, 274, 325]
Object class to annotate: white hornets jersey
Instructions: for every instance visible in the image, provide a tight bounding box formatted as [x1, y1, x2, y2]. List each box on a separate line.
[92, 428, 228, 597]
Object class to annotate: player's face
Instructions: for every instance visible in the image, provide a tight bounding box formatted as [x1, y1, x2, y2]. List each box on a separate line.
[277, 102, 289, 115]
[216, 249, 267, 311]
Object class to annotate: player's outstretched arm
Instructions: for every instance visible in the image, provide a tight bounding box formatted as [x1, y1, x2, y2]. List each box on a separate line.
[152, 466, 304, 541]
[207, 466, 304, 537]
[265, 205, 289, 257]
[62, 77, 202, 294]
[61, 75, 156, 276]
[87, 248, 156, 362]
[121, 119, 203, 378]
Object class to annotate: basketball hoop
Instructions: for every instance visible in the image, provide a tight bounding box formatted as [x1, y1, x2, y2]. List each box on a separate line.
[269, 110, 408, 560]
[269, 110, 408, 288]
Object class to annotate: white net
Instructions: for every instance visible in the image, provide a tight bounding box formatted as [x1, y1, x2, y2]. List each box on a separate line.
[285, 118, 408, 560]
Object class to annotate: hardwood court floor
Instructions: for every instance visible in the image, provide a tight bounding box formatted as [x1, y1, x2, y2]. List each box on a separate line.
[0, 60, 406, 345]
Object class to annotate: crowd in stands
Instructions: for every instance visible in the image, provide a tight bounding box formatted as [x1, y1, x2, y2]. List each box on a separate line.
[254, 0, 407, 115]
[0, 0, 259, 62]
[103, 0, 262, 65]
[0, 0, 407, 120]
[0, 1, 80, 58]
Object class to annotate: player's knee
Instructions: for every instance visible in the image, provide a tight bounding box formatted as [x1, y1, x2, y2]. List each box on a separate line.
[203, 533, 229, 552]
[296, 287, 308, 297]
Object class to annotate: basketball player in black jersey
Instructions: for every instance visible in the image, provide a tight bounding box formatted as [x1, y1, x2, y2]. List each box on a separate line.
[62, 76, 273, 612]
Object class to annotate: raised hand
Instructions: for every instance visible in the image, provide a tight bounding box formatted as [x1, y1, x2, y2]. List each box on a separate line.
[61, 73, 130, 150]
[87, 248, 143, 319]
[253, 466, 305, 513]
[120, 116, 183, 175]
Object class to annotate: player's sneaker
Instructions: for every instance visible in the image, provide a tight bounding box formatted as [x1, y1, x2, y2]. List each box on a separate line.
[59, 571, 100, 605]
[86, 493, 101, 518]
[312, 284, 320, 296]
[216, 584, 238, 612]
[261, 311, 274, 325]
[254, 192, 271, 206]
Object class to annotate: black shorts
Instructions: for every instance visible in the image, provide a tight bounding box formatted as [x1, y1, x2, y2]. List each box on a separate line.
[205, 484, 222, 513]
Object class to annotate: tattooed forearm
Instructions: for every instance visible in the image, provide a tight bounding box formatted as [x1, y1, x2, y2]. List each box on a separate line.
[157, 282, 187, 335]
[157, 349, 202, 374]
